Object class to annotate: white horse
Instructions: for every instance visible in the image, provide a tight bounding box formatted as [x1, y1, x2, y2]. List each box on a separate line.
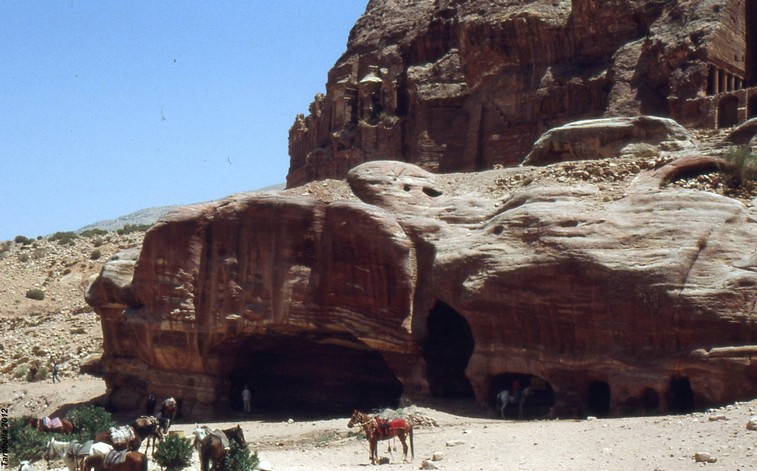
[44, 438, 114, 471]
[496, 386, 531, 419]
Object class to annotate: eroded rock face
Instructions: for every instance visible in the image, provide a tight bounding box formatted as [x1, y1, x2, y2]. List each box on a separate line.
[88, 155, 757, 418]
[287, 0, 753, 187]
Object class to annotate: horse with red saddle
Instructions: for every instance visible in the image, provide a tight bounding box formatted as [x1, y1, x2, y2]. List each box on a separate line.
[348, 409, 414, 464]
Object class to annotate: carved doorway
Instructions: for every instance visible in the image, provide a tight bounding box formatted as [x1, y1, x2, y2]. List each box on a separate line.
[587, 380, 611, 417]
[224, 333, 403, 418]
[718, 96, 740, 128]
[748, 95, 757, 119]
[747, 0, 757, 86]
[423, 300, 475, 399]
[666, 375, 695, 413]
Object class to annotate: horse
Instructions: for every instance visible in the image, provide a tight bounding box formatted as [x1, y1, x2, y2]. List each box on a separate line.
[347, 410, 414, 465]
[44, 437, 113, 471]
[80, 450, 148, 471]
[195, 425, 246, 471]
[496, 385, 532, 419]
[129, 416, 163, 455]
[25, 416, 74, 434]
[94, 425, 142, 452]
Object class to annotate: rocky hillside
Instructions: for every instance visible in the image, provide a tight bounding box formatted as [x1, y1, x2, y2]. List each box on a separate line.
[0, 231, 145, 387]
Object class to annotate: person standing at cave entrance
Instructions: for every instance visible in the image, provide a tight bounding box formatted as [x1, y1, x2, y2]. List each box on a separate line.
[242, 385, 252, 414]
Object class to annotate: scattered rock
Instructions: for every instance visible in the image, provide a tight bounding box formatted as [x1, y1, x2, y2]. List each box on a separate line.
[694, 452, 718, 463]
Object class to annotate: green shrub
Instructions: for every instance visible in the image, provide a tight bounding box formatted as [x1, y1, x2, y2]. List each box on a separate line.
[13, 364, 28, 379]
[90, 249, 102, 260]
[49, 231, 78, 245]
[117, 224, 152, 235]
[154, 434, 194, 470]
[25, 289, 45, 301]
[66, 404, 116, 442]
[720, 146, 757, 190]
[18, 253, 30, 263]
[80, 228, 108, 238]
[14, 235, 32, 245]
[7, 417, 49, 466]
[222, 441, 259, 471]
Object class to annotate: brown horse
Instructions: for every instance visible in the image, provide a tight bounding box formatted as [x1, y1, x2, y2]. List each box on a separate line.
[94, 425, 141, 452]
[80, 450, 147, 471]
[129, 416, 163, 455]
[348, 410, 414, 465]
[25, 417, 74, 434]
[196, 425, 246, 471]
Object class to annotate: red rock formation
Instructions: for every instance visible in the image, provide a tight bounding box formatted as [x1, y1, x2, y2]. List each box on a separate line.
[288, 0, 757, 187]
[87, 154, 757, 419]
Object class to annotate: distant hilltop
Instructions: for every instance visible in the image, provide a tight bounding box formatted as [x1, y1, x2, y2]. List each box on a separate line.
[77, 183, 285, 234]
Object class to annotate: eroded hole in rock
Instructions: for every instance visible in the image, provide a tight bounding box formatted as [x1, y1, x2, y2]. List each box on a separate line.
[666, 375, 695, 413]
[489, 373, 555, 420]
[718, 96, 740, 128]
[422, 186, 443, 197]
[222, 333, 403, 419]
[423, 300, 474, 399]
[587, 380, 611, 417]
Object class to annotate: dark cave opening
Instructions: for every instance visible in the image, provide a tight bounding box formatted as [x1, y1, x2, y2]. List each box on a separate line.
[224, 333, 403, 419]
[423, 300, 475, 400]
[489, 373, 555, 419]
[746, 0, 757, 86]
[587, 380, 611, 417]
[718, 96, 740, 128]
[666, 375, 695, 413]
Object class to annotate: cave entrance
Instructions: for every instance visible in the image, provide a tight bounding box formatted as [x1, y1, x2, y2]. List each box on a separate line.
[666, 375, 695, 413]
[489, 373, 555, 419]
[718, 96, 740, 128]
[224, 333, 403, 418]
[586, 380, 611, 417]
[423, 300, 475, 399]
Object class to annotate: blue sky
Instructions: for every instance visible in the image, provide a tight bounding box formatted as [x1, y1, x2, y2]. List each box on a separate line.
[0, 1, 367, 241]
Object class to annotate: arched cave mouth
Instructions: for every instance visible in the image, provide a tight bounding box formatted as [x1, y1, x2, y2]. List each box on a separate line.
[666, 375, 695, 414]
[219, 333, 403, 419]
[489, 373, 555, 419]
[587, 380, 611, 417]
[423, 300, 475, 400]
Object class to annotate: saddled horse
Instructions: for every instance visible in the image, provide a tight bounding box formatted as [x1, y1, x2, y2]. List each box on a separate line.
[129, 416, 163, 455]
[347, 410, 414, 465]
[80, 450, 148, 471]
[94, 425, 143, 452]
[25, 416, 74, 434]
[44, 437, 113, 471]
[496, 386, 532, 419]
[194, 425, 246, 471]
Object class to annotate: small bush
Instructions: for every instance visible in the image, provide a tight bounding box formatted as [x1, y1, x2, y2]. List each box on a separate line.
[13, 364, 28, 379]
[154, 434, 194, 470]
[18, 253, 30, 263]
[7, 417, 49, 466]
[49, 231, 78, 245]
[67, 404, 116, 442]
[720, 146, 757, 190]
[222, 441, 260, 471]
[90, 249, 102, 260]
[117, 224, 152, 235]
[25, 289, 45, 301]
[80, 228, 108, 238]
[14, 235, 32, 245]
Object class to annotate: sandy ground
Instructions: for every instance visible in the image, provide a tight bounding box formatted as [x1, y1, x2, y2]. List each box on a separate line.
[2, 375, 756, 471]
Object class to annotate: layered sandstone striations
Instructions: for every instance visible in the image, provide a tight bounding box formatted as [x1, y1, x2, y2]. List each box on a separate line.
[87, 132, 757, 417]
[288, 0, 756, 187]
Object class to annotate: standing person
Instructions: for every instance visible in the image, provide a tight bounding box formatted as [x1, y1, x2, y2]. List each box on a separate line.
[242, 385, 252, 414]
[52, 362, 59, 383]
[146, 394, 156, 416]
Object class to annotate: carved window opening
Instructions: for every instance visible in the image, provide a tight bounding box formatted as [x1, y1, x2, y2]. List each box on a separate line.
[225, 333, 403, 417]
[666, 375, 695, 413]
[489, 373, 555, 420]
[586, 380, 611, 417]
[718, 96, 740, 128]
[423, 300, 475, 399]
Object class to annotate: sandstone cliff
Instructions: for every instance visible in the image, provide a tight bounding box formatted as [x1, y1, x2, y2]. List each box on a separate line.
[288, 0, 756, 186]
[87, 120, 757, 418]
